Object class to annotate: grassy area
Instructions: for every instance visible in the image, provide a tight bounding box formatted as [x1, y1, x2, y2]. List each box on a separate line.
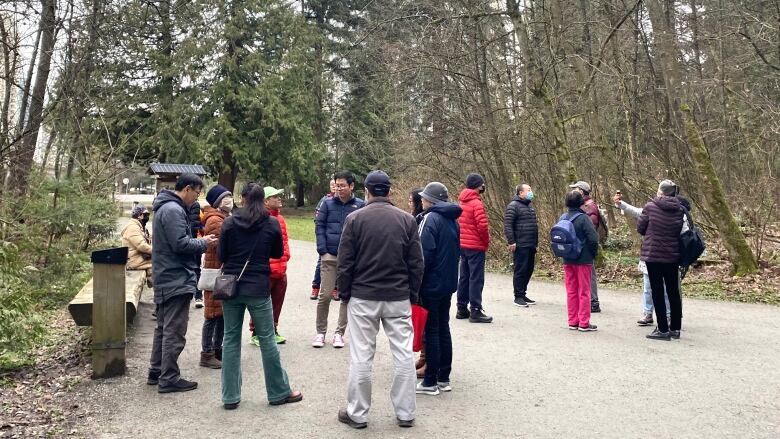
[285, 216, 315, 242]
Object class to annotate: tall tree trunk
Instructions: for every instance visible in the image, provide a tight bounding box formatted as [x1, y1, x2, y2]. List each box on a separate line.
[645, 0, 757, 275]
[217, 146, 238, 192]
[506, 0, 576, 196]
[9, 0, 56, 194]
[295, 177, 305, 207]
[14, 23, 41, 140]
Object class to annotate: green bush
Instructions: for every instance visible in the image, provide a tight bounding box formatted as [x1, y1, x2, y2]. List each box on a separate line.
[0, 178, 116, 370]
[0, 242, 46, 370]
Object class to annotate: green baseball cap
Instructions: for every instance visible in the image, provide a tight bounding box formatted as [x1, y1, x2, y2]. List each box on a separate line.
[264, 186, 283, 198]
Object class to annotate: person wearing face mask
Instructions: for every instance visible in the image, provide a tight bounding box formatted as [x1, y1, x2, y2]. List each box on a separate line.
[456, 173, 492, 323]
[503, 183, 539, 307]
[122, 203, 153, 278]
[198, 184, 234, 369]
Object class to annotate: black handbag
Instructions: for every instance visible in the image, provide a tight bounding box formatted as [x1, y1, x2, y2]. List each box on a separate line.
[212, 233, 262, 300]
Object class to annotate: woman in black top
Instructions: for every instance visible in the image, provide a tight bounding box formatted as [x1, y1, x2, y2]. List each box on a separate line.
[217, 183, 302, 409]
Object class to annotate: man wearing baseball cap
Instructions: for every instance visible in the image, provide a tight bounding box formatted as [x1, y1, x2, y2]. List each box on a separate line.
[337, 170, 424, 429]
[248, 186, 290, 346]
[569, 180, 603, 313]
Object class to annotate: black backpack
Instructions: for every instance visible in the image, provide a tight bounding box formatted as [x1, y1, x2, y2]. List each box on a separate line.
[679, 207, 705, 279]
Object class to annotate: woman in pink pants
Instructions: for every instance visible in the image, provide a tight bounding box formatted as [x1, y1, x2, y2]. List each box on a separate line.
[560, 191, 600, 332]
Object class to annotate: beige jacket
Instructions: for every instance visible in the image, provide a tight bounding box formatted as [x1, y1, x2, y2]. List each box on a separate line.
[121, 218, 152, 270]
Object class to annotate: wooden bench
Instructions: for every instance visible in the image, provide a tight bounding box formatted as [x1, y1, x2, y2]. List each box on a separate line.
[68, 269, 147, 327]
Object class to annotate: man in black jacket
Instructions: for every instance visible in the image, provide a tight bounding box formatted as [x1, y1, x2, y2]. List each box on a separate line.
[336, 170, 424, 429]
[503, 183, 539, 307]
[149, 173, 216, 393]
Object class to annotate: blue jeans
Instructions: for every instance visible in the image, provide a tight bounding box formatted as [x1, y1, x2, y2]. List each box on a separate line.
[202, 316, 224, 352]
[421, 294, 453, 387]
[312, 256, 321, 288]
[457, 249, 486, 310]
[643, 274, 670, 316]
[221, 296, 291, 404]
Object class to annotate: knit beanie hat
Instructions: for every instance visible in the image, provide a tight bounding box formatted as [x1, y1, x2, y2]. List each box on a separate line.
[465, 173, 485, 189]
[420, 182, 449, 204]
[206, 184, 232, 208]
[131, 204, 149, 218]
[659, 179, 678, 197]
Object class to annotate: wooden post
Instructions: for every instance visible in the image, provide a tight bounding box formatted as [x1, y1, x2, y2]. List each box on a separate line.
[91, 247, 128, 379]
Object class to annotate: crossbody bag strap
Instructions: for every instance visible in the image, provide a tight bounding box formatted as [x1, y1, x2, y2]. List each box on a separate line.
[236, 226, 264, 281]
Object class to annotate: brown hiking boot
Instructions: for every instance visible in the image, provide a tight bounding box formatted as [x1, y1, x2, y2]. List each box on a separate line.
[637, 314, 654, 326]
[200, 351, 222, 369]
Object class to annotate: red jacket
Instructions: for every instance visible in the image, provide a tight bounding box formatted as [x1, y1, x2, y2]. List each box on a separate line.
[269, 209, 290, 279]
[458, 189, 490, 251]
[583, 197, 600, 228]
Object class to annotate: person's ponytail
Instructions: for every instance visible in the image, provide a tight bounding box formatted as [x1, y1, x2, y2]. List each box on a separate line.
[240, 183, 268, 224]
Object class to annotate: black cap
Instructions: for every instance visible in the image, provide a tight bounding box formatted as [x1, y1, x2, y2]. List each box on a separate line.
[364, 170, 391, 196]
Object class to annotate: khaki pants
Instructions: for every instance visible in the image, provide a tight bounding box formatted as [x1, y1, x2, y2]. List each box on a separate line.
[315, 253, 348, 335]
[346, 297, 416, 423]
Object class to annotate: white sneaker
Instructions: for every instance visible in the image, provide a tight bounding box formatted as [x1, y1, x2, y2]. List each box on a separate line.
[415, 381, 440, 396]
[312, 333, 325, 348]
[194, 298, 204, 309]
[332, 333, 345, 348]
[437, 381, 452, 392]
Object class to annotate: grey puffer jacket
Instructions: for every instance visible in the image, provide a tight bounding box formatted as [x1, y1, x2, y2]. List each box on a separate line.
[637, 196, 684, 263]
[151, 190, 207, 303]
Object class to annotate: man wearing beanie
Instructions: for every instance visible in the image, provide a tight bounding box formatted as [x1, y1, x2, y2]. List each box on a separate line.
[415, 182, 462, 396]
[456, 173, 493, 323]
[337, 171, 424, 429]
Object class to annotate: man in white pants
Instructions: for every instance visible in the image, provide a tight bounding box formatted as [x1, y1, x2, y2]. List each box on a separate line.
[336, 170, 424, 429]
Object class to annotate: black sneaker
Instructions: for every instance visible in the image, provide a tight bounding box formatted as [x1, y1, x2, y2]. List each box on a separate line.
[397, 417, 415, 428]
[591, 304, 602, 313]
[469, 308, 493, 323]
[224, 401, 240, 410]
[338, 409, 367, 429]
[521, 295, 536, 305]
[578, 324, 598, 332]
[147, 371, 160, 386]
[513, 297, 529, 307]
[568, 324, 579, 330]
[158, 378, 198, 393]
[646, 328, 671, 340]
[670, 330, 681, 339]
[455, 307, 470, 320]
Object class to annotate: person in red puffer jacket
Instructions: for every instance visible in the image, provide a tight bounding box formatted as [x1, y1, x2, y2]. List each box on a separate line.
[456, 173, 493, 323]
[249, 186, 290, 346]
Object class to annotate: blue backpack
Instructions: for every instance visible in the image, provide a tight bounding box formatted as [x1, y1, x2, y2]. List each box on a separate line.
[550, 212, 584, 259]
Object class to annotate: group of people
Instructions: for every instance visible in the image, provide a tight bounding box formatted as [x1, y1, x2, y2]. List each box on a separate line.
[120, 168, 692, 428]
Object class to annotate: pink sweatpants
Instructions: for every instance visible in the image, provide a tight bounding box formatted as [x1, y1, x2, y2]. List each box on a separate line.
[564, 264, 592, 328]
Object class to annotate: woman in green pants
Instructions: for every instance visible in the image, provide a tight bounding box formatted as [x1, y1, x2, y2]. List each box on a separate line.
[217, 182, 302, 409]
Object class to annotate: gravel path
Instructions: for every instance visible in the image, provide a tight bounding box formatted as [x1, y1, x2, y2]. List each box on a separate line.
[81, 239, 780, 438]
